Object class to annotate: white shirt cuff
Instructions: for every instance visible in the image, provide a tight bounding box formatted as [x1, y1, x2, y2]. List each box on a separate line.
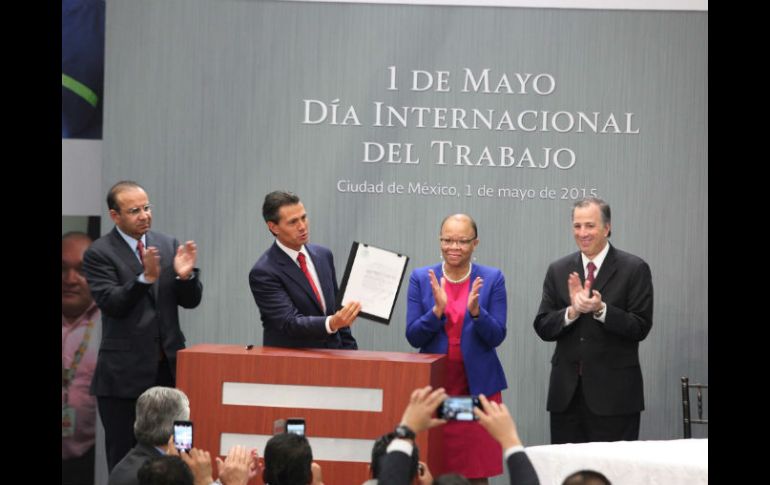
[386, 439, 414, 457]
[503, 445, 525, 460]
[593, 302, 607, 323]
[564, 308, 579, 326]
[325, 316, 335, 334]
[138, 273, 149, 284]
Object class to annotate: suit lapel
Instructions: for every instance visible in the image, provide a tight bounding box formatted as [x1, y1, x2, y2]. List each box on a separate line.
[556, 252, 582, 304]
[435, 262, 444, 280]
[591, 245, 617, 294]
[109, 228, 144, 275]
[469, 263, 479, 289]
[145, 231, 160, 302]
[306, 245, 333, 314]
[570, 252, 583, 279]
[272, 243, 324, 314]
[109, 228, 156, 303]
[462, 263, 481, 329]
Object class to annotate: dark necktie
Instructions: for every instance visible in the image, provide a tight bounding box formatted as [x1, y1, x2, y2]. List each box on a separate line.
[137, 239, 145, 265]
[297, 252, 323, 310]
[586, 261, 596, 287]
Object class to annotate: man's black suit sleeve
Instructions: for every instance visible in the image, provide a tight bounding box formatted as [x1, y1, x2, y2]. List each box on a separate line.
[507, 451, 540, 485]
[602, 260, 653, 341]
[249, 265, 331, 340]
[174, 267, 203, 308]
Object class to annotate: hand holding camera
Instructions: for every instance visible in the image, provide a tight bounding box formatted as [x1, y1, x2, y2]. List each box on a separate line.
[398, 385, 448, 435]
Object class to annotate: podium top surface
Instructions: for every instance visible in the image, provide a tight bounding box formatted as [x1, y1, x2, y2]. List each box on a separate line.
[180, 344, 445, 364]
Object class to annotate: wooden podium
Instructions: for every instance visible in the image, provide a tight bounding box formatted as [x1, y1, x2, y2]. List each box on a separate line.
[176, 345, 446, 484]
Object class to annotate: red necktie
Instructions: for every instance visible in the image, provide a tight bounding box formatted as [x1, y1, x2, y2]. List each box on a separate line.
[586, 261, 596, 286]
[136, 239, 145, 265]
[297, 253, 323, 310]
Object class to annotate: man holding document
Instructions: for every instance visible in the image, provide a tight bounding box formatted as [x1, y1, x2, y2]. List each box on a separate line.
[249, 191, 361, 349]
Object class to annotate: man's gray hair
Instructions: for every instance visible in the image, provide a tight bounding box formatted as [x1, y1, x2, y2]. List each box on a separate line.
[134, 386, 190, 446]
[572, 197, 612, 237]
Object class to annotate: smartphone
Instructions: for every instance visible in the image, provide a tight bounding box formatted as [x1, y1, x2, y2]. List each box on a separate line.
[173, 420, 193, 452]
[436, 396, 480, 421]
[286, 417, 306, 436]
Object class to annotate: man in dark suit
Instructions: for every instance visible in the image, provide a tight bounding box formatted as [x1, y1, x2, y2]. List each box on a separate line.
[249, 191, 360, 349]
[108, 387, 190, 485]
[534, 197, 653, 444]
[83, 181, 203, 470]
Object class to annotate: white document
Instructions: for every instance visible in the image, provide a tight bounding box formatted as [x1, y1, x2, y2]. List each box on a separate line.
[339, 242, 409, 323]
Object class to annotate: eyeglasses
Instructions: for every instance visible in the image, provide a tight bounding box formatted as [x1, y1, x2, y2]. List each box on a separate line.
[122, 204, 154, 216]
[439, 237, 476, 248]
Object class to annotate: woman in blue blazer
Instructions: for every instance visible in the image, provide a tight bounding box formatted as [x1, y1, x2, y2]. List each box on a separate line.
[406, 214, 508, 484]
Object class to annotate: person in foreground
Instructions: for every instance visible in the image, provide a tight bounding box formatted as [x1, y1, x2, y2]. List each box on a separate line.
[363, 431, 432, 485]
[377, 386, 539, 485]
[108, 387, 190, 485]
[262, 432, 324, 485]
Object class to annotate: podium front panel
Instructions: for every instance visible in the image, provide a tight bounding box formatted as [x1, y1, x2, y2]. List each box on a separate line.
[177, 344, 446, 484]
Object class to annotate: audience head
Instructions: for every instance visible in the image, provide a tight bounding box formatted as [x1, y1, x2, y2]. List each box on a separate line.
[262, 191, 301, 225]
[572, 197, 612, 259]
[439, 213, 478, 240]
[137, 455, 193, 485]
[438, 214, 479, 269]
[563, 469, 612, 485]
[107, 180, 152, 239]
[62, 231, 94, 320]
[134, 386, 190, 447]
[263, 432, 313, 485]
[370, 431, 420, 480]
[262, 191, 308, 250]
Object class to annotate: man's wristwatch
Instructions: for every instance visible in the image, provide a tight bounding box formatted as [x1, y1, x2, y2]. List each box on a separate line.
[593, 303, 606, 319]
[394, 424, 416, 440]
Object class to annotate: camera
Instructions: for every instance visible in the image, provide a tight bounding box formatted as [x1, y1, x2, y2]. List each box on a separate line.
[273, 417, 306, 436]
[286, 418, 306, 436]
[173, 420, 193, 452]
[436, 396, 480, 421]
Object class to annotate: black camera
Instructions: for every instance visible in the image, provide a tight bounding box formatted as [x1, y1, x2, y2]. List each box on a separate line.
[286, 418, 306, 436]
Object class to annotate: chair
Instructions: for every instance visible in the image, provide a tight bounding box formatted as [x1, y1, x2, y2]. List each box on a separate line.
[681, 376, 708, 438]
